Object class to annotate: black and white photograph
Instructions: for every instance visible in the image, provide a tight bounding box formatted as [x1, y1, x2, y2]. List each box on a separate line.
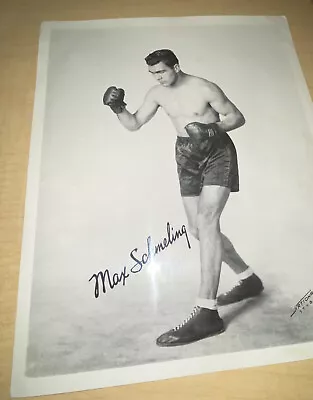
[11, 16, 313, 397]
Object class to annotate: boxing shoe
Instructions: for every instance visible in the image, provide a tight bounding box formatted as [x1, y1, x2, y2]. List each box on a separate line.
[217, 274, 264, 306]
[156, 307, 225, 347]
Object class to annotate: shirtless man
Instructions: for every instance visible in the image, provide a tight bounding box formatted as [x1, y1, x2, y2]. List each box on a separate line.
[103, 49, 264, 347]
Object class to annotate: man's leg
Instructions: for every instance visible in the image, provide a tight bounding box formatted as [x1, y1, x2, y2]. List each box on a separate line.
[197, 185, 230, 299]
[182, 195, 249, 273]
[156, 186, 228, 347]
[220, 234, 249, 274]
[182, 195, 263, 305]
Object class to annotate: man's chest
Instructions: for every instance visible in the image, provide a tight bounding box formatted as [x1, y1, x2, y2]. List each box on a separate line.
[157, 89, 209, 117]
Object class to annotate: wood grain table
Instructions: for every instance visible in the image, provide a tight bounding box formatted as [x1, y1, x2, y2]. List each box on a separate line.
[1, 1, 313, 399]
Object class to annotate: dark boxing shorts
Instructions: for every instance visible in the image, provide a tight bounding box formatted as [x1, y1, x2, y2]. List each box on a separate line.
[175, 130, 239, 197]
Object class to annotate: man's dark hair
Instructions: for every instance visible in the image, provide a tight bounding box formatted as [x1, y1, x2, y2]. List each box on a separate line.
[145, 49, 179, 68]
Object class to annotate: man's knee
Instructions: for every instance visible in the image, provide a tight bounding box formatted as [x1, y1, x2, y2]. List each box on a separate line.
[188, 224, 199, 240]
[196, 206, 220, 231]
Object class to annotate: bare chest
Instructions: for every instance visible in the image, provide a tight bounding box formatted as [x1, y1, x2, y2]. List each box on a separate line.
[157, 89, 208, 117]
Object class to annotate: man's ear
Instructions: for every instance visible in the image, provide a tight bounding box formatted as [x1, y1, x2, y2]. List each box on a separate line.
[174, 64, 180, 73]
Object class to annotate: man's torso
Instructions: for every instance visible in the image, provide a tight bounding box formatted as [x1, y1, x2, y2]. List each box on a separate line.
[153, 75, 220, 136]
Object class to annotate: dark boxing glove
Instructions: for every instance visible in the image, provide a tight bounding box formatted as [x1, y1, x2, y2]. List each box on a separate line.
[103, 86, 127, 114]
[184, 122, 222, 142]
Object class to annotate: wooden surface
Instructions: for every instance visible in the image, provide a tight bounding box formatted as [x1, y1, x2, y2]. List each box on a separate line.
[1, 1, 313, 399]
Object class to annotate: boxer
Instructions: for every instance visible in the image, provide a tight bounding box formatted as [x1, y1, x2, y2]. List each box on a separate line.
[103, 49, 263, 347]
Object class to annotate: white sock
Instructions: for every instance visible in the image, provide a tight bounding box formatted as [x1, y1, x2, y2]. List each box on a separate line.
[237, 266, 254, 280]
[196, 297, 217, 310]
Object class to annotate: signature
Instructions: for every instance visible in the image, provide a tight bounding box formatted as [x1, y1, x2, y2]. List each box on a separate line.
[88, 222, 191, 298]
[290, 290, 313, 317]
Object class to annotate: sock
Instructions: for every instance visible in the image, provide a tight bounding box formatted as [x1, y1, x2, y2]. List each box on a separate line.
[196, 297, 217, 310]
[237, 266, 254, 280]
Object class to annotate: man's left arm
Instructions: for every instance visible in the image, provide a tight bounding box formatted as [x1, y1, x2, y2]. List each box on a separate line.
[206, 83, 245, 132]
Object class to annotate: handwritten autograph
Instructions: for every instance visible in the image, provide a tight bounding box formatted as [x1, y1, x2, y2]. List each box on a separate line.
[290, 290, 313, 317]
[88, 222, 191, 298]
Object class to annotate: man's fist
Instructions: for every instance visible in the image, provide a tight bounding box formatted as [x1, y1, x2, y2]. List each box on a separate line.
[103, 86, 126, 114]
[185, 122, 221, 142]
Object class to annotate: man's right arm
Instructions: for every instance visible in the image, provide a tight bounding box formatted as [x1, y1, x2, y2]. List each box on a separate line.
[104, 87, 159, 131]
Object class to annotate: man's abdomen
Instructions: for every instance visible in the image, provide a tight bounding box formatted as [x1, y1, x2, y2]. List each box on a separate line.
[170, 107, 220, 137]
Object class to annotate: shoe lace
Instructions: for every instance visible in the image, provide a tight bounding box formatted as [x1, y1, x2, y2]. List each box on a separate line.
[173, 307, 200, 331]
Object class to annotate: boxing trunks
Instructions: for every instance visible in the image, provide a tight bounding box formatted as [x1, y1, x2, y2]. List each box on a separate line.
[175, 126, 239, 197]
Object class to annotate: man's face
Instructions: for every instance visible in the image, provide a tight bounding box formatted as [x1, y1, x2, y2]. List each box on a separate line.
[148, 61, 179, 86]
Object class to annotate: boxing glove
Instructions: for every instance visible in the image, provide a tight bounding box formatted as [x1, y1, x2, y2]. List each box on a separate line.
[103, 86, 127, 114]
[184, 122, 222, 142]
